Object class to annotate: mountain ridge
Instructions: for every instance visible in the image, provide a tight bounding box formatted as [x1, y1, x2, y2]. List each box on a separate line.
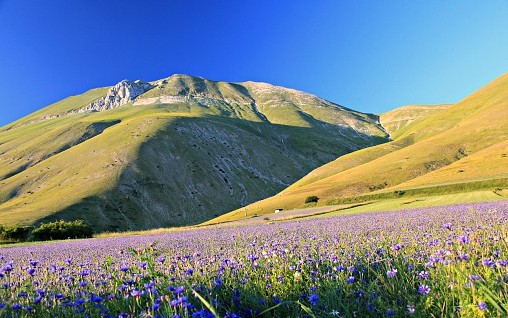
[0, 74, 388, 231]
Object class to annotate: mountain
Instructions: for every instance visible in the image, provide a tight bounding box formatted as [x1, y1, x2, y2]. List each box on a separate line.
[209, 72, 508, 223]
[0, 75, 388, 231]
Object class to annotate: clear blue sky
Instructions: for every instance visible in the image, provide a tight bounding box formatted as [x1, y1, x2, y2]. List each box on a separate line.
[1, 1, 508, 127]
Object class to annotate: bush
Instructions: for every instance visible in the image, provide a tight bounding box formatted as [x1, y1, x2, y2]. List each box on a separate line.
[32, 220, 93, 241]
[305, 195, 319, 204]
[0, 225, 32, 242]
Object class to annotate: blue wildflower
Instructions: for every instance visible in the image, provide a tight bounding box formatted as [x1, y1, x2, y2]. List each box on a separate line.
[192, 309, 215, 318]
[18, 291, 28, 298]
[308, 293, 319, 306]
[75, 298, 85, 306]
[90, 295, 102, 303]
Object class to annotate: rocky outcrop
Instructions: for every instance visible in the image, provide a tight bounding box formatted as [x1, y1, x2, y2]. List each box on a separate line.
[79, 80, 153, 113]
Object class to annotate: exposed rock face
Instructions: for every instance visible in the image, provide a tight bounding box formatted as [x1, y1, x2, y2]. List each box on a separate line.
[79, 80, 153, 113]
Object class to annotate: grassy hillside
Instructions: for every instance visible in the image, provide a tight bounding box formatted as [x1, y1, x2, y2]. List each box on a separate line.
[379, 104, 451, 137]
[207, 72, 508, 224]
[0, 75, 388, 231]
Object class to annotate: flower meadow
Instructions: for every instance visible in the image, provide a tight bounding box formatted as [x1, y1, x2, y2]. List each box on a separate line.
[1, 201, 508, 317]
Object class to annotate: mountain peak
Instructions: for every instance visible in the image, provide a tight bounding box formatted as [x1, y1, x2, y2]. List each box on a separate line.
[78, 79, 154, 113]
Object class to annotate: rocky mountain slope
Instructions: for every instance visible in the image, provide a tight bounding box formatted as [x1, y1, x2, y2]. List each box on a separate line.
[209, 72, 508, 223]
[0, 75, 388, 231]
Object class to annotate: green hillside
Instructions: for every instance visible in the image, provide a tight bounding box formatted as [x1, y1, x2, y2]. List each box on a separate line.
[208, 72, 508, 224]
[0, 75, 388, 231]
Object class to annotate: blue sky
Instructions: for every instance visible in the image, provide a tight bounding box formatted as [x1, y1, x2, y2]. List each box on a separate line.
[1, 1, 508, 126]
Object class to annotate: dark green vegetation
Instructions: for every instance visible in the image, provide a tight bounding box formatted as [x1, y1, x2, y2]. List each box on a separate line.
[0, 75, 388, 232]
[0, 220, 93, 243]
[31, 219, 93, 241]
[0, 224, 31, 242]
[305, 195, 319, 204]
[210, 72, 508, 223]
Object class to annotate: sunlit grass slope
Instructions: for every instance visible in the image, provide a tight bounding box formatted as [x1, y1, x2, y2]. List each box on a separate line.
[208, 72, 508, 224]
[379, 104, 451, 137]
[0, 75, 387, 231]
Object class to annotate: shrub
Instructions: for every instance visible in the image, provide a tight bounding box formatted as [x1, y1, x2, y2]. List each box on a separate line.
[0, 225, 32, 241]
[32, 220, 93, 241]
[305, 195, 319, 204]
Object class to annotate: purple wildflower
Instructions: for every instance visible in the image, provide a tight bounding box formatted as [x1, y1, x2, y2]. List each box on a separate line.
[459, 235, 470, 244]
[418, 284, 430, 295]
[483, 258, 496, 267]
[387, 268, 397, 278]
[391, 244, 402, 251]
[418, 271, 429, 280]
[442, 223, 452, 230]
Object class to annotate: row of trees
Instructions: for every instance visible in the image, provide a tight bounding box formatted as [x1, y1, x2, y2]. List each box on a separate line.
[0, 219, 93, 242]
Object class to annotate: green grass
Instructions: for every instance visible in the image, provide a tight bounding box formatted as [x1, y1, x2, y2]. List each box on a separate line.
[326, 178, 508, 205]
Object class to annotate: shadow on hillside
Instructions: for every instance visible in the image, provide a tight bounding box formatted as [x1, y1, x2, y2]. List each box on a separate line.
[35, 115, 388, 233]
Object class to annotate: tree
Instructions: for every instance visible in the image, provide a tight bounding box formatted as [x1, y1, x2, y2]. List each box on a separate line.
[32, 220, 93, 241]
